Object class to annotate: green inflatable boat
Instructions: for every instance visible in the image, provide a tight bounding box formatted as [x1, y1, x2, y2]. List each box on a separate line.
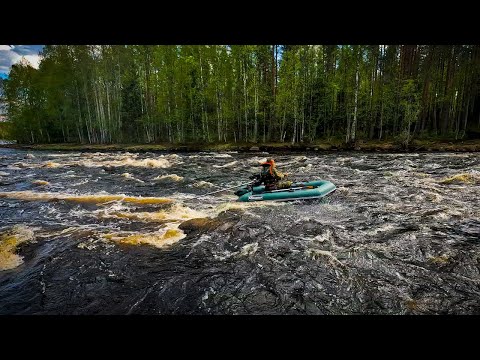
[234, 180, 336, 202]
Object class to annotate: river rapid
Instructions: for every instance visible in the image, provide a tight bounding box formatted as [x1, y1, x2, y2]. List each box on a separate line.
[0, 148, 479, 314]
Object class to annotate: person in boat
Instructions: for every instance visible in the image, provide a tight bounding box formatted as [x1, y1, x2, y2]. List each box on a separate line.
[251, 158, 292, 191]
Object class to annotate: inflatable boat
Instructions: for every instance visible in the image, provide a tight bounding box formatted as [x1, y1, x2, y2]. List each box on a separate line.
[234, 180, 336, 202]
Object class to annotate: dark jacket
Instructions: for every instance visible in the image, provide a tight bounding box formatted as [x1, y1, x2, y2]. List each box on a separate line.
[254, 164, 285, 186]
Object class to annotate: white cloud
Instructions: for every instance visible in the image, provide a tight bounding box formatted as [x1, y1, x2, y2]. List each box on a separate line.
[0, 49, 21, 72]
[0, 45, 43, 74]
[23, 55, 41, 69]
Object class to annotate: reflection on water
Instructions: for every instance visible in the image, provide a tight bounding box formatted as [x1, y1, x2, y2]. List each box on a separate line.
[0, 148, 479, 314]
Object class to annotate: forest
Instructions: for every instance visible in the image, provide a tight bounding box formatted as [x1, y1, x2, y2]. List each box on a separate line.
[1, 45, 479, 146]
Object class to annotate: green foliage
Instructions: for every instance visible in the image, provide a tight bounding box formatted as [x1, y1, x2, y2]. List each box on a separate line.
[2, 45, 479, 145]
[0, 122, 13, 140]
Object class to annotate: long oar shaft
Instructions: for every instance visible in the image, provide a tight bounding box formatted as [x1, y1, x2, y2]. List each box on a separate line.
[199, 181, 253, 197]
[286, 172, 324, 177]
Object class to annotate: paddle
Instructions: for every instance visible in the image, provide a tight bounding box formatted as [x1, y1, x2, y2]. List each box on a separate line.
[198, 181, 254, 198]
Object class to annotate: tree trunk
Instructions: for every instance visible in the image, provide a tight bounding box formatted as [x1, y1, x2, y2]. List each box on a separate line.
[379, 100, 384, 140]
[350, 51, 360, 144]
[254, 70, 258, 142]
[243, 59, 248, 142]
[461, 97, 470, 139]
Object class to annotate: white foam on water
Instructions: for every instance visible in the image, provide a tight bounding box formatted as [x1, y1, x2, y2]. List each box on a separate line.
[306, 248, 345, 268]
[249, 157, 268, 165]
[239, 242, 259, 257]
[121, 173, 145, 183]
[0, 225, 35, 271]
[192, 181, 215, 188]
[102, 223, 186, 248]
[153, 174, 184, 182]
[0, 190, 173, 205]
[32, 155, 172, 169]
[213, 161, 238, 168]
[68, 179, 90, 187]
[165, 154, 181, 160]
[47, 153, 82, 158]
[364, 223, 396, 236]
[96, 203, 207, 223]
[214, 153, 233, 158]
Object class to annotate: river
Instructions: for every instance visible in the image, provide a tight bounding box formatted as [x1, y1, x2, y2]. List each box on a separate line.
[0, 148, 479, 314]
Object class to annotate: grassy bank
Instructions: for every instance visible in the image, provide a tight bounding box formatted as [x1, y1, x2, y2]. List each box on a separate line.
[1, 139, 480, 153]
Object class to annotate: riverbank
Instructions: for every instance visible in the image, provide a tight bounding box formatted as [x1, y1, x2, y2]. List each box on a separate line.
[1, 139, 480, 153]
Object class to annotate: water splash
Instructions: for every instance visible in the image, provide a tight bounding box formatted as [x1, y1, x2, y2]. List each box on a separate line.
[213, 161, 238, 168]
[32, 180, 50, 186]
[0, 225, 35, 271]
[440, 173, 480, 185]
[30, 156, 173, 169]
[102, 224, 186, 248]
[0, 191, 173, 205]
[192, 181, 214, 188]
[154, 174, 184, 182]
[214, 153, 233, 158]
[306, 249, 345, 268]
[121, 173, 145, 183]
[96, 203, 206, 223]
[42, 161, 62, 168]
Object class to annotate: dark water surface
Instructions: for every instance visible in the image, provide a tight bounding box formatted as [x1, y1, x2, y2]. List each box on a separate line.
[0, 149, 479, 314]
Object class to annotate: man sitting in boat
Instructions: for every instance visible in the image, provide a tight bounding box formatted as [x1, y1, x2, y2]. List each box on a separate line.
[251, 158, 292, 191]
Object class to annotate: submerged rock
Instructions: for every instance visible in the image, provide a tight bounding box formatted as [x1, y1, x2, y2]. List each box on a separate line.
[440, 173, 480, 185]
[179, 218, 223, 232]
[0, 225, 35, 271]
[153, 174, 184, 182]
[32, 180, 49, 186]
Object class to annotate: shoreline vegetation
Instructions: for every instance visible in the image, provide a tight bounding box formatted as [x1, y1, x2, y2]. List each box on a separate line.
[2, 139, 480, 153]
[1, 45, 479, 148]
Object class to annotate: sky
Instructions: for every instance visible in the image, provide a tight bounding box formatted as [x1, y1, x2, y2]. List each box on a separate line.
[0, 45, 44, 78]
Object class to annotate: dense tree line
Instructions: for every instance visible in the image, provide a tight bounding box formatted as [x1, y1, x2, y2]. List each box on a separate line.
[2, 45, 479, 145]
